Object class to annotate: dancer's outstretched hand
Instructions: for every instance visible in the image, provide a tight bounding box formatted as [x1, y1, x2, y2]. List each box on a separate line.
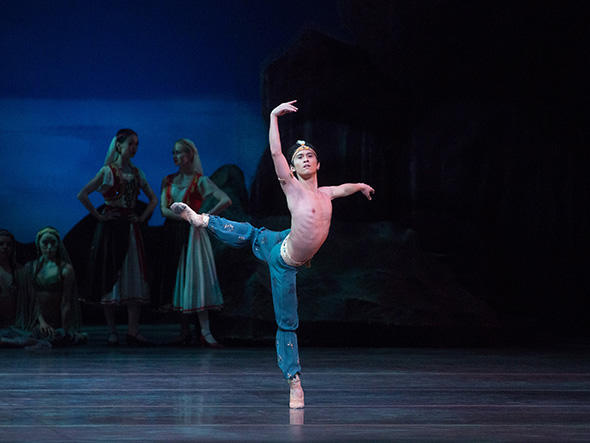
[360, 184, 375, 200]
[271, 100, 298, 117]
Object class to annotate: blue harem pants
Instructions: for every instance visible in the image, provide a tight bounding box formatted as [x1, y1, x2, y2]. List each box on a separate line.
[207, 215, 301, 379]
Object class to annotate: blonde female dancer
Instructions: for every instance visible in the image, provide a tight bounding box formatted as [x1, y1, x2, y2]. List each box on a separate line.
[158, 138, 231, 347]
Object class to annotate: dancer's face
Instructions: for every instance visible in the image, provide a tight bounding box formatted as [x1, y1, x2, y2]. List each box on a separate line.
[118, 135, 138, 159]
[0, 235, 13, 259]
[172, 143, 193, 168]
[291, 150, 319, 178]
[38, 233, 58, 259]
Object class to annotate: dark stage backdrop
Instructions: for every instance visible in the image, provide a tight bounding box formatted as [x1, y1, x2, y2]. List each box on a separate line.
[0, 0, 345, 241]
[2, 1, 589, 340]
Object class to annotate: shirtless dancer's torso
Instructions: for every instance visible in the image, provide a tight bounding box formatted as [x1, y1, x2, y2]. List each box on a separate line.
[281, 173, 333, 264]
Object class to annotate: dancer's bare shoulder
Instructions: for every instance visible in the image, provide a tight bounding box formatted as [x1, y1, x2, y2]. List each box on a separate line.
[317, 186, 334, 199]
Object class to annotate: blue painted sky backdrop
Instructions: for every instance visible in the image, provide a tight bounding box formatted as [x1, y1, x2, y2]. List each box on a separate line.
[1, 0, 346, 241]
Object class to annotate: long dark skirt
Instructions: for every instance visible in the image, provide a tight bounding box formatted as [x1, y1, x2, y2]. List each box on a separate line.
[85, 208, 148, 304]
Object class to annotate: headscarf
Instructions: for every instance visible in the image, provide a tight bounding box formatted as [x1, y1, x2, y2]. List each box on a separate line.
[103, 136, 119, 166]
[34, 226, 73, 269]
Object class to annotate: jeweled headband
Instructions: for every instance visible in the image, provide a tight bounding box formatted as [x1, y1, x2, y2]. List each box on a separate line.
[291, 140, 317, 163]
[35, 226, 60, 247]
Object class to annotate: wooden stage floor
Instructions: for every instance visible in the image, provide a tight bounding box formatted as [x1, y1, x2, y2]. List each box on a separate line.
[1, 329, 589, 441]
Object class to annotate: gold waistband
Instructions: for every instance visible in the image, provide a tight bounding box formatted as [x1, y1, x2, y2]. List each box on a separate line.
[280, 235, 309, 267]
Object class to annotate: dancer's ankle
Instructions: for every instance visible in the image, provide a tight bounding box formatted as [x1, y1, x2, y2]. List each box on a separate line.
[198, 213, 210, 228]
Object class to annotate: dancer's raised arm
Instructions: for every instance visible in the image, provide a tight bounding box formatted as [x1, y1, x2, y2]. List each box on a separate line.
[269, 100, 298, 182]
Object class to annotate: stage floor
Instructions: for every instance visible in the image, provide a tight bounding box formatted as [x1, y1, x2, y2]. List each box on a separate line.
[1, 330, 589, 441]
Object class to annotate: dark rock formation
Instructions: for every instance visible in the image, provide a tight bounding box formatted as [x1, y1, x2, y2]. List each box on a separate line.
[215, 215, 499, 344]
[203, 164, 250, 221]
[247, 1, 590, 339]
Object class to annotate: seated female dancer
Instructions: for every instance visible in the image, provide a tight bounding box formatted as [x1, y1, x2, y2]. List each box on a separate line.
[16, 226, 86, 347]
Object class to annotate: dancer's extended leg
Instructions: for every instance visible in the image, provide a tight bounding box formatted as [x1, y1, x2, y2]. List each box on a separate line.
[171, 203, 256, 248]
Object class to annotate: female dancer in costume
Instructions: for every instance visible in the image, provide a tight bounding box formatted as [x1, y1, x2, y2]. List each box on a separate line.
[158, 139, 231, 347]
[172, 101, 374, 408]
[77, 129, 158, 346]
[9, 227, 86, 347]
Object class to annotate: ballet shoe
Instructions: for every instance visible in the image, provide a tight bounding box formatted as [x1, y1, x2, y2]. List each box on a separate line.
[170, 202, 208, 228]
[170, 202, 189, 215]
[199, 332, 223, 349]
[288, 373, 305, 409]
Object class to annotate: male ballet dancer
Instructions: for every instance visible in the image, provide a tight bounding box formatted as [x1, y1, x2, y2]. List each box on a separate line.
[172, 100, 374, 408]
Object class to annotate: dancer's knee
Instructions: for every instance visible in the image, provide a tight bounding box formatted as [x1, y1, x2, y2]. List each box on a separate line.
[276, 317, 298, 332]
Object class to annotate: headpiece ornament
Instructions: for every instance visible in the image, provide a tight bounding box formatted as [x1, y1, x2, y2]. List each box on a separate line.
[291, 140, 317, 163]
[104, 136, 119, 165]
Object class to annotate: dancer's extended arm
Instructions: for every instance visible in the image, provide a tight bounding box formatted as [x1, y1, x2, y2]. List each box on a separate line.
[322, 183, 375, 200]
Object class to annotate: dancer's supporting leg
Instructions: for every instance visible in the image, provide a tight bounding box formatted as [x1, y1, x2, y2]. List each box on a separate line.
[267, 241, 304, 408]
[206, 216, 304, 407]
[172, 203, 304, 407]
[267, 241, 301, 379]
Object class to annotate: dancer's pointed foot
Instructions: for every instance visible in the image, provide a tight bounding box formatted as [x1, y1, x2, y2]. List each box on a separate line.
[288, 373, 305, 409]
[170, 202, 209, 228]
